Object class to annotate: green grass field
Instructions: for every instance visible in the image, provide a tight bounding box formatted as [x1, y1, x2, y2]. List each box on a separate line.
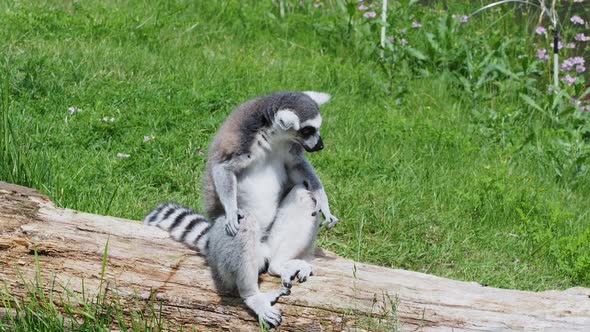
[1, 0, 590, 330]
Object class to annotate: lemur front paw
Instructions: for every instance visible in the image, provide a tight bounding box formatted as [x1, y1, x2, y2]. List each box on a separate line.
[225, 210, 244, 236]
[312, 189, 339, 229]
[318, 201, 339, 228]
[321, 212, 339, 229]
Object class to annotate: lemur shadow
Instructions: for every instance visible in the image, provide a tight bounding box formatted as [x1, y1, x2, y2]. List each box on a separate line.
[313, 247, 337, 260]
[195, 251, 263, 315]
[211, 261, 282, 325]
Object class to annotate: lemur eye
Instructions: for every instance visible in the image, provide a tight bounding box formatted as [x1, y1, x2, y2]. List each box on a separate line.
[299, 126, 316, 136]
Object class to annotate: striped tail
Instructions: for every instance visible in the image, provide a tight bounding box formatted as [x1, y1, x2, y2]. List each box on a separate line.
[144, 202, 210, 253]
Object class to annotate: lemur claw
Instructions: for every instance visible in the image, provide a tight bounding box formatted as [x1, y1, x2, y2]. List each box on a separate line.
[225, 211, 244, 236]
[321, 213, 339, 229]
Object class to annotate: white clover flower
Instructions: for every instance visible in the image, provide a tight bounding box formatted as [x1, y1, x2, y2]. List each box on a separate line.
[68, 106, 80, 115]
[143, 134, 156, 142]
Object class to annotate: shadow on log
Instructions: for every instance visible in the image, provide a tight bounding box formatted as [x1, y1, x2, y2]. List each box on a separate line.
[1, 181, 589, 331]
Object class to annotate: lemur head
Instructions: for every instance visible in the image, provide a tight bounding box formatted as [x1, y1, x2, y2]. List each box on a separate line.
[273, 91, 331, 153]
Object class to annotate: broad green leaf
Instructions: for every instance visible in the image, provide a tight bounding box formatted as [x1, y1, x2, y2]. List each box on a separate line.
[520, 93, 544, 113]
[405, 47, 427, 61]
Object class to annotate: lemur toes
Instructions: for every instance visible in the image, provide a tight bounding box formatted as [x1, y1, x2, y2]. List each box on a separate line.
[281, 272, 296, 289]
[261, 307, 282, 329]
[282, 287, 291, 296]
[225, 224, 236, 236]
[282, 279, 293, 289]
[245, 293, 284, 329]
[278, 260, 314, 288]
[269, 287, 291, 305]
[296, 265, 313, 283]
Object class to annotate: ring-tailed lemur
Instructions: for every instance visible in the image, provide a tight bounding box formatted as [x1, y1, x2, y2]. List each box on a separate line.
[144, 91, 338, 328]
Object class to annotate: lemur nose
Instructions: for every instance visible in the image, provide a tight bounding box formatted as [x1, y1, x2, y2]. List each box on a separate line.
[311, 136, 324, 152]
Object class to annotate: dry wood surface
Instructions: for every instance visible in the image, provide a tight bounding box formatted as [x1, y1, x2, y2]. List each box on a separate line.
[1, 181, 589, 331]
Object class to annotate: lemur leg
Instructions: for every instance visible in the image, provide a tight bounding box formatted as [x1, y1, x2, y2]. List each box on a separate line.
[289, 149, 339, 229]
[212, 155, 256, 237]
[265, 184, 320, 289]
[206, 214, 289, 328]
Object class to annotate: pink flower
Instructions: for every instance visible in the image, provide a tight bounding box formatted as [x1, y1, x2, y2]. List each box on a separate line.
[535, 26, 546, 35]
[363, 11, 376, 18]
[561, 57, 585, 71]
[575, 33, 590, 42]
[358, 4, 368, 10]
[412, 21, 422, 28]
[547, 86, 554, 94]
[571, 57, 585, 65]
[460, 15, 468, 23]
[536, 48, 549, 61]
[387, 35, 394, 42]
[566, 42, 576, 49]
[576, 64, 586, 73]
[399, 38, 408, 46]
[563, 74, 577, 86]
[570, 16, 585, 25]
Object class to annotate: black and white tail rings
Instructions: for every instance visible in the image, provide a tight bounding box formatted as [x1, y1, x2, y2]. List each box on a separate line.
[144, 202, 210, 252]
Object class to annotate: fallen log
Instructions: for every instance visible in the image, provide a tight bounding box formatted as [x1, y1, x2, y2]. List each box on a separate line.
[0, 181, 589, 331]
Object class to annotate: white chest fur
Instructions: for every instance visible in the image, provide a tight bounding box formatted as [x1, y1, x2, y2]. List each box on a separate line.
[237, 146, 289, 230]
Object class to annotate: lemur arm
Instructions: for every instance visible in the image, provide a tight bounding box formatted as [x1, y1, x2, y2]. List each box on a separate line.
[288, 148, 339, 229]
[212, 155, 253, 236]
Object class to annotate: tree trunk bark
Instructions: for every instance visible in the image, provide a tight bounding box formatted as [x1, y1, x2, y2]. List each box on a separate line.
[1, 181, 589, 331]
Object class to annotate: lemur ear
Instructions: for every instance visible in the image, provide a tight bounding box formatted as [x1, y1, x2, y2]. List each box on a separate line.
[275, 109, 300, 131]
[303, 91, 331, 106]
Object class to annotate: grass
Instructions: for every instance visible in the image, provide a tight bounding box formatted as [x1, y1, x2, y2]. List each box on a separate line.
[1, 245, 187, 331]
[1, 0, 589, 330]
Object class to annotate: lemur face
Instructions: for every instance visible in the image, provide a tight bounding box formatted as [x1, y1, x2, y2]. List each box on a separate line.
[271, 91, 330, 153]
[274, 110, 323, 152]
[297, 114, 323, 152]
